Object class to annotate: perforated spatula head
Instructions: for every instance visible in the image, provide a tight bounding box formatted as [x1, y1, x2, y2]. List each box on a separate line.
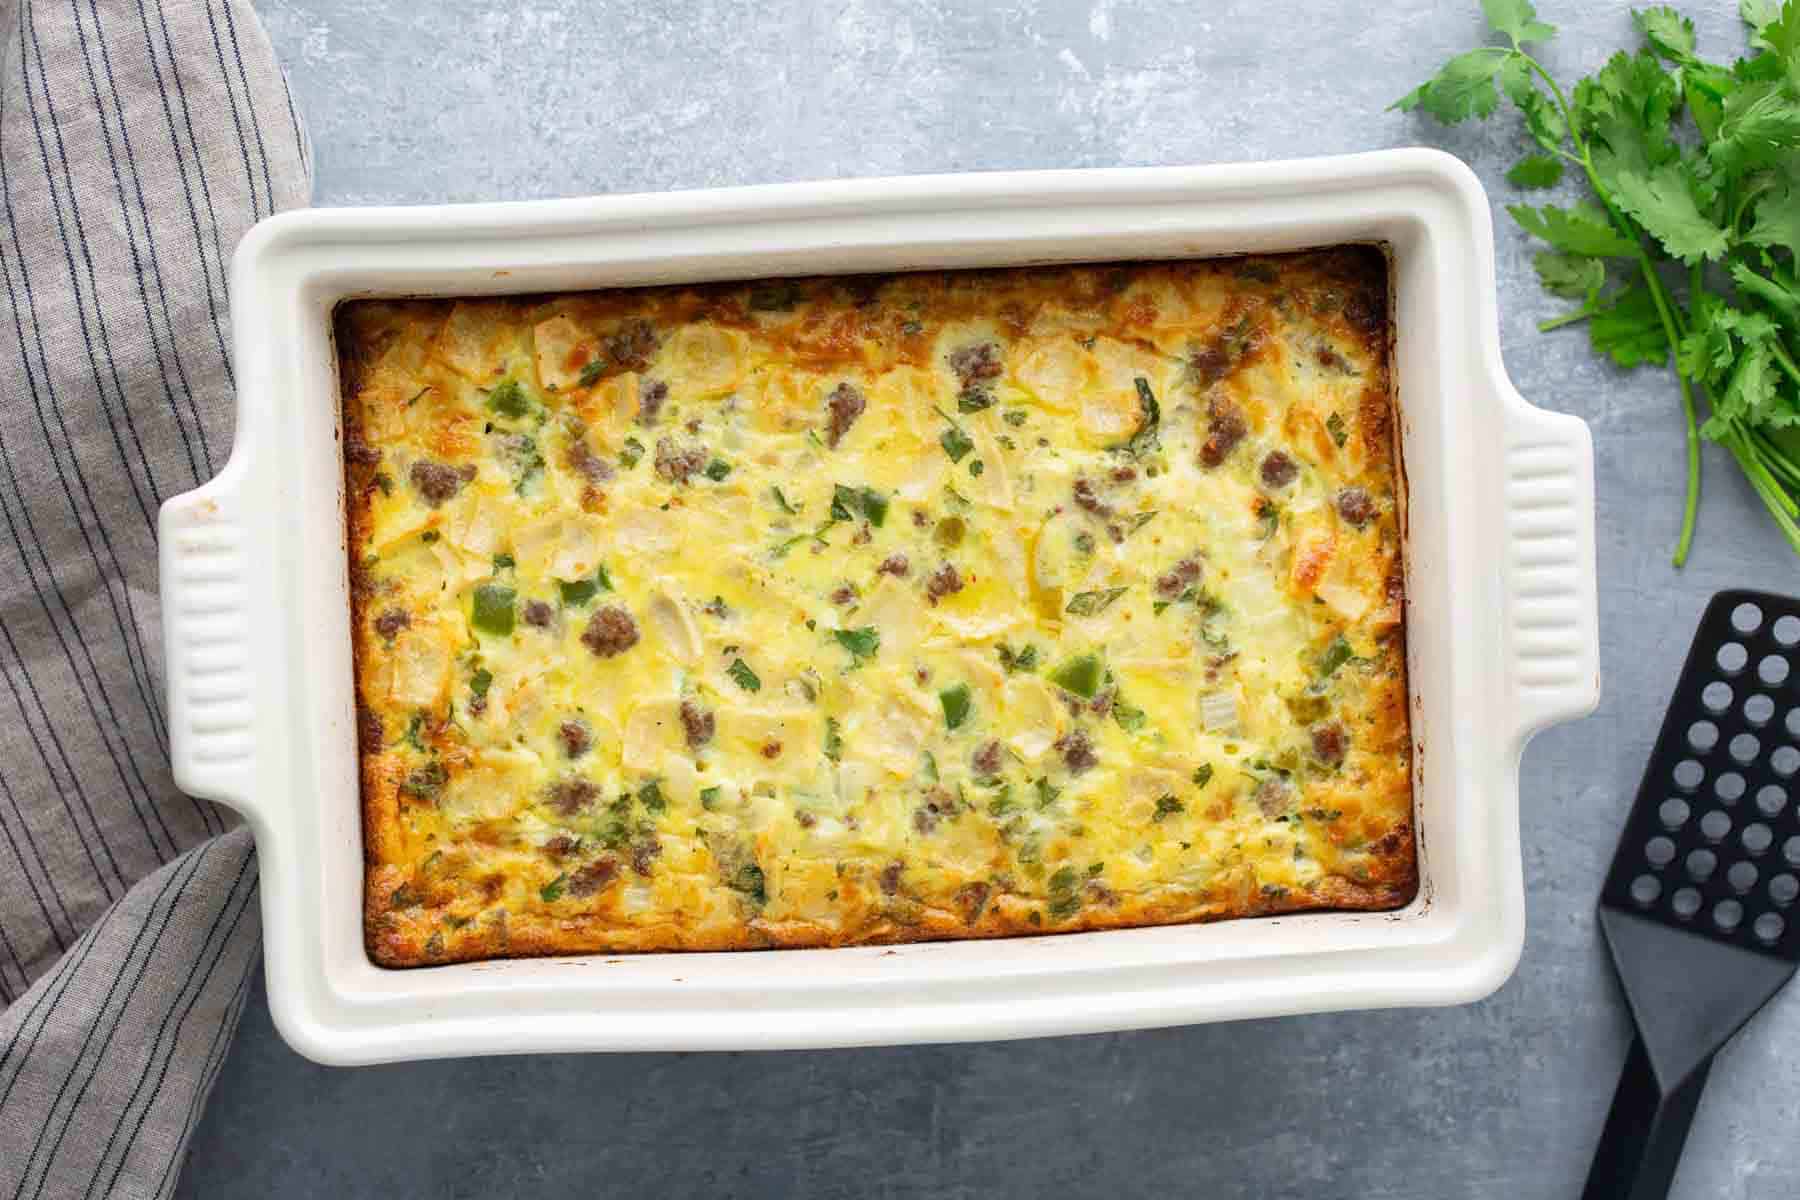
[1585, 590, 1800, 1200]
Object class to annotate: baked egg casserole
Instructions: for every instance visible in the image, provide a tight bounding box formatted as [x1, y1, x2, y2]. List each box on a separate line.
[339, 250, 1414, 967]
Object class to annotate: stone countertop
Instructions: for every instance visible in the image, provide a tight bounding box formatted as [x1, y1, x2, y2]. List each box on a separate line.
[179, 2, 1800, 1196]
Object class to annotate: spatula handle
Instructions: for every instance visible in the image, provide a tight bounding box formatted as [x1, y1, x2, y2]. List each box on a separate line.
[1582, 1035, 1713, 1200]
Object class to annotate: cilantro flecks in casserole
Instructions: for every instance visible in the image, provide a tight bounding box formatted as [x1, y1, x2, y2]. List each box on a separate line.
[340, 250, 1414, 968]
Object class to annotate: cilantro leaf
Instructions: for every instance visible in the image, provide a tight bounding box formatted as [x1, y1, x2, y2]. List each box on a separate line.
[1681, 301, 1799, 453]
[829, 484, 859, 521]
[1728, 296, 1776, 356]
[1683, 62, 1735, 143]
[1506, 153, 1565, 188]
[1748, 0, 1800, 86]
[1577, 50, 1681, 177]
[1603, 162, 1729, 263]
[1679, 295, 1777, 389]
[1508, 201, 1637, 257]
[1727, 346, 1789, 430]
[1109, 377, 1161, 457]
[829, 483, 889, 527]
[727, 658, 761, 692]
[1764, 402, 1800, 437]
[1534, 251, 1606, 299]
[1633, 7, 1697, 64]
[1712, 80, 1800, 171]
[1392, 48, 1510, 124]
[1482, 0, 1555, 47]
[1731, 262, 1800, 325]
[940, 425, 975, 463]
[1743, 0, 1783, 37]
[1589, 285, 1670, 368]
[1747, 183, 1800, 257]
[1702, 340, 1793, 438]
[832, 626, 880, 666]
[1500, 57, 1568, 152]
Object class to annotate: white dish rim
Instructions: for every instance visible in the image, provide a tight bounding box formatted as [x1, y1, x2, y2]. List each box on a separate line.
[158, 148, 1600, 1065]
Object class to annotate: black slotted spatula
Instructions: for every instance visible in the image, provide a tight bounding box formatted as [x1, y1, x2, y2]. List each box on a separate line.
[1584, 590, 1800, 1200]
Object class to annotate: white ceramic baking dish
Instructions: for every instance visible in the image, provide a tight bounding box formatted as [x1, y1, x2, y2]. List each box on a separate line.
[159, 149, 1599, 1066]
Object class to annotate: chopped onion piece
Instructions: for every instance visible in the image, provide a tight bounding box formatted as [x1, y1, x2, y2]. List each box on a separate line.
[1315, 578, 1371, 623]
[647, 588, 701, 665]
[1199, 689, 1239, 735]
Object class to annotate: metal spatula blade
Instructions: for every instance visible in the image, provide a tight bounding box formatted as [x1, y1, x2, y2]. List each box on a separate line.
[1584, 590, 1800, 1200]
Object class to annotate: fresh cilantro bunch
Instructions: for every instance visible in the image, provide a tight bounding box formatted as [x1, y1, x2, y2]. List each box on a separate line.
[1397, 0, 1800, 565]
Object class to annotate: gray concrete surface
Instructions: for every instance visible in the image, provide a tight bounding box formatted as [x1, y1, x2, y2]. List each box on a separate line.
[178, 2, 1800, 1196]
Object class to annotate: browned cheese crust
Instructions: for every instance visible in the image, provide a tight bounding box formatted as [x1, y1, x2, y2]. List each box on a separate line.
[340, 249, 1414, 967]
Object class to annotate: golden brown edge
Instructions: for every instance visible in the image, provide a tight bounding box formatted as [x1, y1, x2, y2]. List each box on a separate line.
[371, 878, 1419, 968]
[337, 300, 424, 968]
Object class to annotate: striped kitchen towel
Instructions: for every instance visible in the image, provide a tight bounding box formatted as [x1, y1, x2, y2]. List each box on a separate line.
[0, 0, 309, 1194]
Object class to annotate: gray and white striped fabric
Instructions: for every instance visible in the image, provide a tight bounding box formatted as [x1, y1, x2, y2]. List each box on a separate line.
[0, 0, 308, 1193]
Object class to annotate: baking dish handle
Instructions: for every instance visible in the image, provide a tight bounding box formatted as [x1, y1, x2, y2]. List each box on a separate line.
[159, 461, 257, 811]
[1498, 387, 1602, 744]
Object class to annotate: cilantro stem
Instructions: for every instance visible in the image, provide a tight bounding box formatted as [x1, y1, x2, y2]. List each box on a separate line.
[1730, 178, 1772, 236]
[1745, 445, 1798, 519]
[1520, 49, 1688, 352]
[1770, 341, 1800, 392]
[1538, 305, 1598, 332]
[1749, 428, 1800, 491]
[1519, 49, 1700, 562]
[1724, 427, 1800, 537]
[1661, 316, 1703, 565]
[1600, 200, 1701, 563]
[1517, 55, 1576, 149]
